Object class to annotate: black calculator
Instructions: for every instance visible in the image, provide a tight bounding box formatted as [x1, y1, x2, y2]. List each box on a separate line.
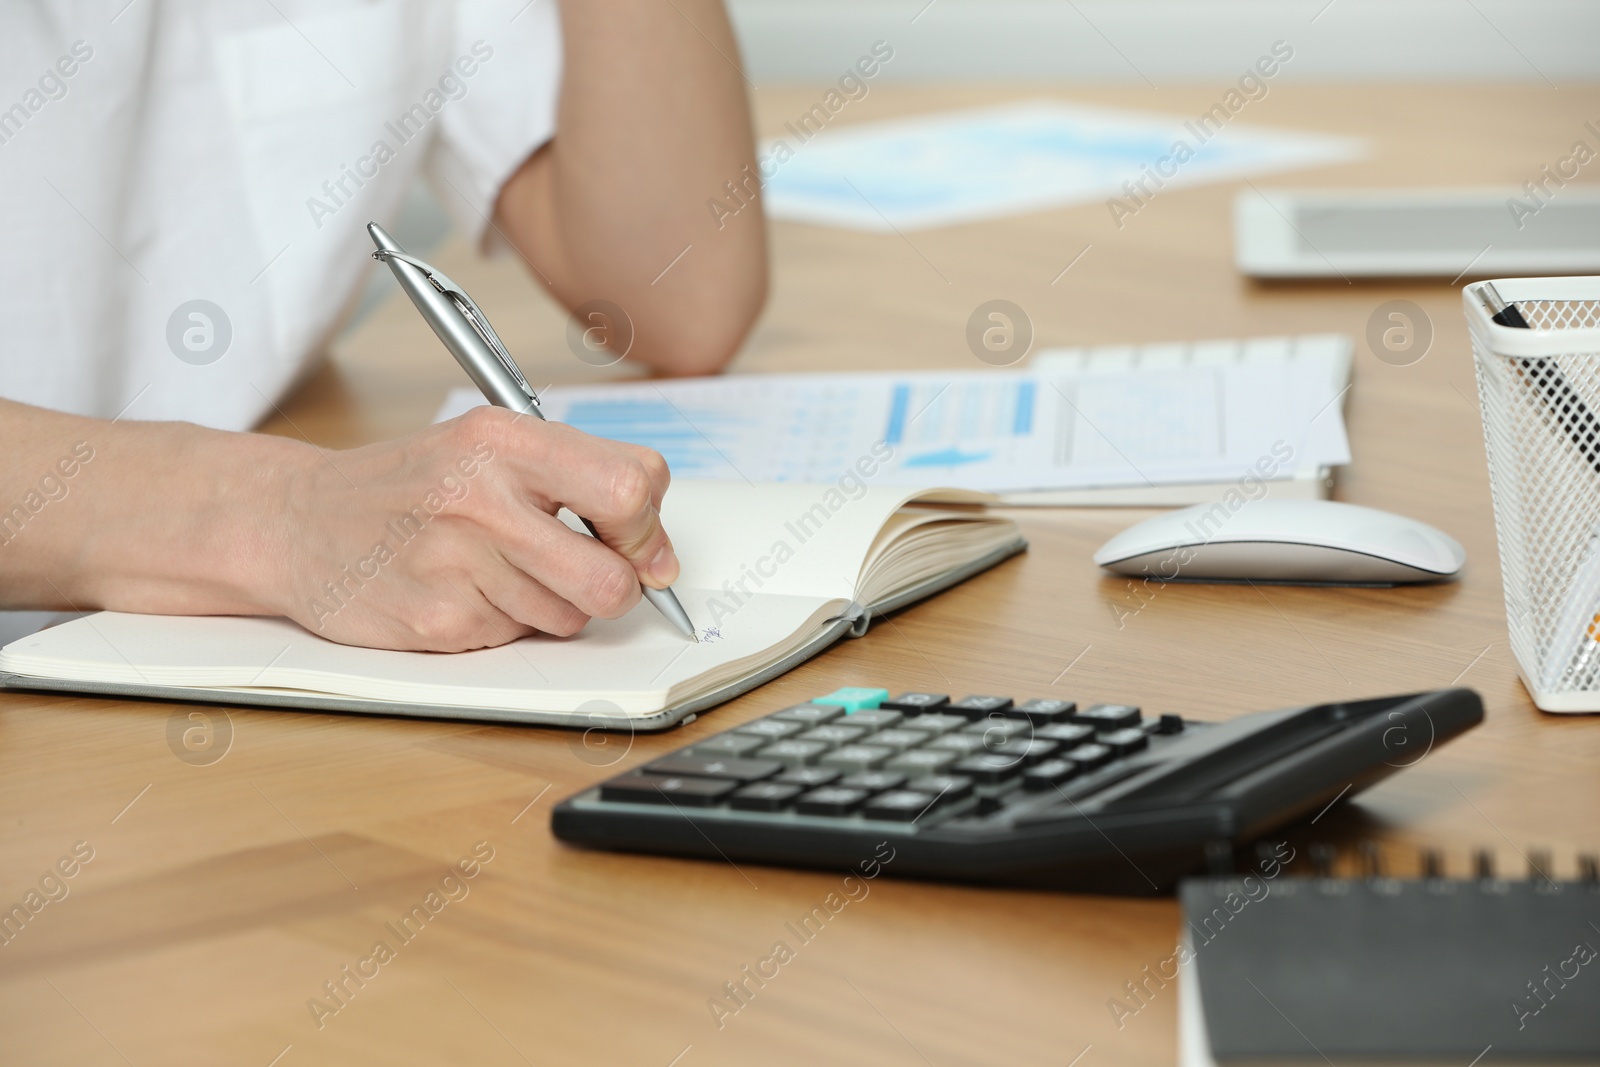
[552, 686, 1483, 894]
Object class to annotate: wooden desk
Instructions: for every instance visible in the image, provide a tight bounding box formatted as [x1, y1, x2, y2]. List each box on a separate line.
[5, 85, 1600, 1066]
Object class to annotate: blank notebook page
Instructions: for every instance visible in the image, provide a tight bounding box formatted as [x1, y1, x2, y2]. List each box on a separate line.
[0, 483, 1003, 715]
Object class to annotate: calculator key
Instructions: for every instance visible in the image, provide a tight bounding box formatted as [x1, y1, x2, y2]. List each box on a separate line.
[838, 771, 908, 793]
[949, 695, 1014, 719]
[985, 738, 1061, 765]
[728, 782, 805, 811]
[1098, 727, 1150, 756]
[1063, 743, 1114, 769]
[813, 687, 890, 712]
[1006, 699, 1078, 724]
[645, 756, 783, 783]
[798, 724, 869, 745]
[1071, 704, 1142, 730]
[772, 703, 847, 725]
[774, 767, 841, 788]
[1035, 723, 1095, 745]
[819, 745, 894, 773]
[926, 733, 988, 756]
[866, 729, 929, 753]
[840, 708, 903, 730]
[962, 718, 1032, 742]
[735, 718, 807, 740]
[756, 740, 835, 766]
[1022, 759, 1080, 790]
[689, 734, 770, 758]
[601, 774, 738, 807]
[904, 775, 975, 803]
[898, 713, 967, 735]
[863, 790, 939, 821]
[881, 692, 950, 714]
[795, 787, 871, 816]
[885, 749, 960, 775]
[952, 754, 1026, 784]
[1156, 713, 1186, 735]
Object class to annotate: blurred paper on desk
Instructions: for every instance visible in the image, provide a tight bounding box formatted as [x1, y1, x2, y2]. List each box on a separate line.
[755, 101, 1365, 232]
[434, 334, 1351, 505]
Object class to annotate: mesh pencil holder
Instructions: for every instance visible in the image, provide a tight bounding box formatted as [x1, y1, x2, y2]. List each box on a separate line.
[1466, 277, 1600, 712]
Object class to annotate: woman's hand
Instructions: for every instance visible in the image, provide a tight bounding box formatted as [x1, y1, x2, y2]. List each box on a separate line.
[272, 406, 678, 651]
[0, 400, 679, 652]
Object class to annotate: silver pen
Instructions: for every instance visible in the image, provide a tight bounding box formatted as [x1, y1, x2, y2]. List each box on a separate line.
[366, 222, 698, 642]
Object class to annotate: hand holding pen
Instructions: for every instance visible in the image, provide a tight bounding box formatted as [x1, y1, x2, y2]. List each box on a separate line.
[367, 223, 698, 641]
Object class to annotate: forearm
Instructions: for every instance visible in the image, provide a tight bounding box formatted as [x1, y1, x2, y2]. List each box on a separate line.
[0, 400, 682, 652]
[498, 0, 767, 376]
[0, 399, 303, 615]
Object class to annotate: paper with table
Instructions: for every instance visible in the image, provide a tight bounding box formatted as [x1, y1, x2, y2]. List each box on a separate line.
[434, 334, 1353, 505]
[756, 100, 1366, 232]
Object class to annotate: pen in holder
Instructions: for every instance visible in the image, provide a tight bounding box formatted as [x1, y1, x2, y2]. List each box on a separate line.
[1466, 277, 1600, 711]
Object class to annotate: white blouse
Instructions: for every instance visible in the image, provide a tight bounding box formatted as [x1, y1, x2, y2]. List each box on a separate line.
[0, 0, 562, 429]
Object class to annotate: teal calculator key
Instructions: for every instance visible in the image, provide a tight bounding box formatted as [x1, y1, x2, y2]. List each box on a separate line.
[812, 687, 890, 712]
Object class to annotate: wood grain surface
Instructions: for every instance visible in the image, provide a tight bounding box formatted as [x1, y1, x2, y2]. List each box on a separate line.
[4, 85, 1599, 1066]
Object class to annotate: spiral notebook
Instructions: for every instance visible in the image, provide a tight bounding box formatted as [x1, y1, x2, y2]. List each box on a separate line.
[0, 483, 1023, 729]
[1177, 852, 1600, 1066]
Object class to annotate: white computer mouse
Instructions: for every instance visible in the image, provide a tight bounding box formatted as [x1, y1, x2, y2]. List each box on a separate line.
[1093, 499, 1465, 585]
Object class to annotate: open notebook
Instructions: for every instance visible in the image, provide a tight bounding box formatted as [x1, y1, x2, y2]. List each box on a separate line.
[0, 483, 1023, 729]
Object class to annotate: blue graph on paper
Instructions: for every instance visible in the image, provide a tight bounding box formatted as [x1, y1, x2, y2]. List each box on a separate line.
[540, 376, 1047, 486]
[553, 384, 888, 482]
[561, 401, 746, 476]
[888, 379, 1031, 472]
[760, 101, 1363, 231]
[436, 347, 1353, 495]
[903, 448, 992, 468]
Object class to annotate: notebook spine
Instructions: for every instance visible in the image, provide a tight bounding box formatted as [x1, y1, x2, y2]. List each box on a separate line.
[1192, 838, 1600, 887]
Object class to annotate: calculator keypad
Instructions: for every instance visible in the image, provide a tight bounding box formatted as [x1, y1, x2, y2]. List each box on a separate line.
[600, 774, 736, 806]
[735, 719, 806, 740]
[595, 689, 1185, 825]
[796, 787, 870, 816]
[900, 713, 966, 735]
[862, 791, 937, 821]
[1008, 698, 1077, 723]
[962, 718, 1033, 742]
[819, 745, 894, 772]
[884, 749, 960, 775]
[729, 782, 804, 811]
[558, 686, 1490, 897]
[772, 704, 847, 725]
[798, 724, 868, 746]
[925, 734, 989, 757]
[1073, 704, 1141, 730]
[949, 695, 1013, 718]
[690, 734, 769, 757]
[754, 740, 832, 765]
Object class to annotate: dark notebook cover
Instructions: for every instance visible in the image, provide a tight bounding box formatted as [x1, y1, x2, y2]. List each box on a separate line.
[1181, 877, 1600, 1063]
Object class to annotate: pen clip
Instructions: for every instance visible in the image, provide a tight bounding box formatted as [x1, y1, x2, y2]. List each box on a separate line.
[1477, 282, 1509, 318]
[370, 249, 540, 406]
[1477, 282, 1530, 329]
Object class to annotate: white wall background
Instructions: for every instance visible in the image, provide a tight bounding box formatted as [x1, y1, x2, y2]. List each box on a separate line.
[728, 0, 1600, 83]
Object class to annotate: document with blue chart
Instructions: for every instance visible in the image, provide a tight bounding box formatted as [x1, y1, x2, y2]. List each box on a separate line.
[755, 100, 1365, 232]
[434, 334, 1352, 504]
